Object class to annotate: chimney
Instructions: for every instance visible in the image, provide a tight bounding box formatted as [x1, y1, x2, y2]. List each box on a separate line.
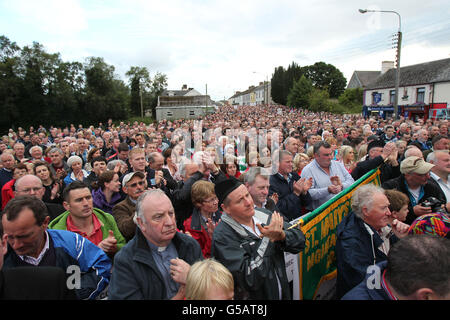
[381, 61, 395, 74]
[181, 84, 188, 90]
[259, 82, 264, 86]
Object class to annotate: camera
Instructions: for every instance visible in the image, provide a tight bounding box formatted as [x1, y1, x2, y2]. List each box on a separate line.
[420, 197, 446, 214]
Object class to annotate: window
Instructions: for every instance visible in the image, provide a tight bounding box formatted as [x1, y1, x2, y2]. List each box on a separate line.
[416, 87, 425, 103]
[389, 90, 396, 104]
[166, 111, 173, 117]
[189, 110, 195, 116]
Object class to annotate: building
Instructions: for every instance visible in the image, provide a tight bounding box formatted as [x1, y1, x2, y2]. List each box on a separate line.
[362, 58, 450, 120]
[156, 84, 215, 121]
[228, 81, 272, 106]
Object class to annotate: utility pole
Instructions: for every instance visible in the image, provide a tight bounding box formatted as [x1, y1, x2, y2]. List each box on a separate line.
[394, 31, 402, 119]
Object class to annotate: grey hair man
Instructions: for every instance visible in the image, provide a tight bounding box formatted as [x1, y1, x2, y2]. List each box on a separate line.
[244, 166, 275, 212]
[108, 189, 203, 300]
[336, 184, 407, 299]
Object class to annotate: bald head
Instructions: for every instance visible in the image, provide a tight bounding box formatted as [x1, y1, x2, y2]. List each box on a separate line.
[15, 174, 45, 200]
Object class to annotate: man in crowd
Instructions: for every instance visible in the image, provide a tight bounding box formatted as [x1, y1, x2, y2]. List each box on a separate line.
[108, 189, 203, 299]
[211, 178, 306, 299]
[351, 140, 400, 183]
[49, 181, 126, 256]
[13, 174, 65, 220]
[382, 156, 446, 224]
[147, 151, 178, 193]
[423, 135, 449, 160]
[48, 147, 70, 180]
[301, 141, 354, 210]
[336, 184, 407, 299]
[0, 153, 15, 206]
[244, 166, 276, 212]
[269, 150, 312, 221]
[342, 235, 450, 300]
[13, 142, 26, 163]
[427, 150, 450, 203]
[1, 196, 111, 299]
[113, 171, 147, 241]
[83, 156, 107, 189]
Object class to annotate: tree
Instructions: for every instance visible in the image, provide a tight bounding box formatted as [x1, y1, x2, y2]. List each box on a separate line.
[308, 88, 330, 112]
[287, 75, 313, 109]
[302, 62, 347, 98]
[271, 66, 285, 105]
[125, 66, 151, 117]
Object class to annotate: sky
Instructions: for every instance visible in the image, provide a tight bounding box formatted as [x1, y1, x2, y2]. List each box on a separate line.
[1, 0, 450, 101]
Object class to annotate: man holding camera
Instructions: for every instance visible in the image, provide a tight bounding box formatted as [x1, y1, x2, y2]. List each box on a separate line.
[382, 156, 446, 225]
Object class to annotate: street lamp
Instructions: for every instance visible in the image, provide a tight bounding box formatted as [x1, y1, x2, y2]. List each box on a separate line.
[359, 8, 402, 119]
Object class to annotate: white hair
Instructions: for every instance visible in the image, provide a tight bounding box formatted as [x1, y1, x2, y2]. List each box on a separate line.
[351, 184, 385, 219]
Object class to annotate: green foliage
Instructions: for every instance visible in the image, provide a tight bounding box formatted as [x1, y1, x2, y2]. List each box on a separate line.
[308, 88, 330, 112]
[287, 75, 313, 109]
[0, 35, 168, 133]
[271, 60, 347, 106]
[338, 87, 363, 106]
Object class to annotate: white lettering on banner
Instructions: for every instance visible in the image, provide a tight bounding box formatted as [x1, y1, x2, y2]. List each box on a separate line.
[66, 265, 81, 290]
[366, 265, 381, 289]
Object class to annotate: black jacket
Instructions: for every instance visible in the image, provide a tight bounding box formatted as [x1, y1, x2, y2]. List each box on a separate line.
[211, 209, 306, 300]
[351, 156, 400, 183]
[382, 174, 446, 225]
[336, 211, 398, 299]
[269, 172, 312, 221]
[108, 228, 203, 300]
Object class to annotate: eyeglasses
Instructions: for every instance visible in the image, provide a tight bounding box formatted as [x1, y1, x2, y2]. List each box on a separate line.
[127, 180, 146, 188]
[203, 197, 219, 204]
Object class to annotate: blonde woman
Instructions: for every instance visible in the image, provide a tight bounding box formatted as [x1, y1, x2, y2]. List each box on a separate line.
[339, 145, 356, 173]
[293, 153, 310, 175]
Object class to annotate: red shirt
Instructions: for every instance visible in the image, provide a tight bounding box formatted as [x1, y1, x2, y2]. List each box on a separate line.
[66, 213, 104, 246]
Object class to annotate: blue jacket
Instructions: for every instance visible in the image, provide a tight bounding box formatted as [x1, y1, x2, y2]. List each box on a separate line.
[341, 261, 391, 300]
[3, 229, 111, 300]
[269, 172, 312, 221]
[335, 211, 398, 299]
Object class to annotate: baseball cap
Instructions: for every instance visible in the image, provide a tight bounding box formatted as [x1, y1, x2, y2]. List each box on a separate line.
[122, 171, 146, 187]
[400, 156, 435, 174]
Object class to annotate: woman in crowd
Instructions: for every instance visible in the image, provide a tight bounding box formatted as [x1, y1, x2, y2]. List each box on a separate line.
[338, 145, 356, 173]
[33, 160, 64, 204]
[220, 155, 241, 179]
[64, 155, 89, 186]
[91, 170, 122, 214]
[183, 180, 221, 258]
[293, 153, 310, 175]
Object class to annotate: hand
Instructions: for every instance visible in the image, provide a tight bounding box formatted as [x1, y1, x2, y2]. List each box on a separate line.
[256, 211, 286, 242]
[270, 193, 279, 205]
[50, 183, 60, 200]
[98, 230, 118, 253]
[75, 170, 84, 181]
[206, 218, 220, 238]
[155, 170, 163, 185]
[328, 184, 341, 194]
[391, 219, 410, 238]
[413, 204, 432, 217]
[170, 258, 191, 285]
[381, 142, 396, 159]
[330, 176, 341, 186]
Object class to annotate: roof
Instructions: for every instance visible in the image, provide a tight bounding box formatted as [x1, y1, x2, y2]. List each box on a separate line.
[355, 71, 381, 87]
[365, 58, 450, 90]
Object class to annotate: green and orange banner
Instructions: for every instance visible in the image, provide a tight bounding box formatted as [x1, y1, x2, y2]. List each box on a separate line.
[290, 167, 381, 300]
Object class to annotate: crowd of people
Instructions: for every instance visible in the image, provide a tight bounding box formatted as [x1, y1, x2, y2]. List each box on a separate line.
[0, 104, 449, 300]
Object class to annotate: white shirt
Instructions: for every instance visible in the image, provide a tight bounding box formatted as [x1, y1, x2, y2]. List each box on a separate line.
[18, 231, 50, 266]
[430, 172, 450, 202]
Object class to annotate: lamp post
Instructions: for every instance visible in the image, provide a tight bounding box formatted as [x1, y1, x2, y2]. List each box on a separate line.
[359, 9, 402, 119]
